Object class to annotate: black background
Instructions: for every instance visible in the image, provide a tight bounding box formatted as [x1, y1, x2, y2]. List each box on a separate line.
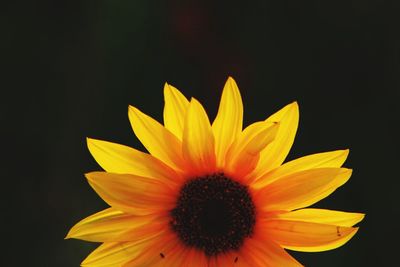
[3, 0, 400, 266]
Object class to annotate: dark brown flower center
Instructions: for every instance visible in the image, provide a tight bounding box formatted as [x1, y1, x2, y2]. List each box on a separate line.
[170, 173, 256, 256]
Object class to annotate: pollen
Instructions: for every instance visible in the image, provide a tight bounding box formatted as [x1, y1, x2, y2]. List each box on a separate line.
[170, 173, 256, 256]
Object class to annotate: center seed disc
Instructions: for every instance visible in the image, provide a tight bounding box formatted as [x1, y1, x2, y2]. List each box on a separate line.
[170, 173, 256, 256]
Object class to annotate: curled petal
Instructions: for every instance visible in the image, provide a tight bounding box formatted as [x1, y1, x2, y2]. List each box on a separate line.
[225, 121, 279, 179]
[252, 102, 299, 179]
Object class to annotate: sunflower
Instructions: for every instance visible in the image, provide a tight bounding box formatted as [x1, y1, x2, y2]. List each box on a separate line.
[67, 77, 364, 266]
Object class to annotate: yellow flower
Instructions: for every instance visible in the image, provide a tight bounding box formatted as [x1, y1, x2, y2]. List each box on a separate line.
[67, 77, 364, 266]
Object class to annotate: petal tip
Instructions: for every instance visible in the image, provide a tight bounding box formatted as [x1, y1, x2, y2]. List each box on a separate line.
[344, 168, 353, 174]
[189, 97, 200, 105]
[128, 105, 136, 112]
[64, 232, 72, 240]
[284, 101, 299, 113]
[356, 213, 366, 223]
[86, 137, 92, 147]
[84, 172, 96, 181]
[163, 82, 171, 92]
[64, 226, 78, 240]
[227, 76, 236, 83]
[86, 137, 96, 147]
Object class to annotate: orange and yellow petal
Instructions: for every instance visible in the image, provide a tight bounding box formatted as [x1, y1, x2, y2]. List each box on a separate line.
[270, 208, 365, 227]
[261, 219, 359, 252]
[212, 77, 243, 168]
[182, 98, 216, 175]
[253, 149, 349, 188]
[86, 138, 180, 185]
[86, 172, 177, 215]
[255, 168, 352, 211]
[225, 121, 279, 179]
[128, 105, 185, 171]
[252, 102, 299, 179]
[66, 208, 159, 242]
[163, 83, 189, 140]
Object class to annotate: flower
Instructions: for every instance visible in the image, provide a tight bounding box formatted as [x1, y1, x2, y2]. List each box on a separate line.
[66, 77, 364, 266]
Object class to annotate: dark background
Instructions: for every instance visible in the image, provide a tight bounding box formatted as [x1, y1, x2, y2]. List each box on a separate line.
[3, 0, 400, 266]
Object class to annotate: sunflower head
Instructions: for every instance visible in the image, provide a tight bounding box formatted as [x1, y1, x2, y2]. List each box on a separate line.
[67, 77, 364, 267]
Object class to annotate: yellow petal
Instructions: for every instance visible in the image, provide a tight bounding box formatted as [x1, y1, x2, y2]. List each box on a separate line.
[272, 208, 365, 227]
[87, 138, 179, 184]
[163, 83, 189, 140]
[225, 121, 279, 179]
[128, 105, 184, 171]
[81, 240, 151, 267]
[263, 219, 359, 252]
[66, 208, 158, 242]
[256, 168, 352, 211]
[182, 98, 216, 175]
[212, 77, 243, 168]
[242, 238, 303, 267]
[86, 172, 176, 215]
[253, 149, 349, 188]
[252, 102, 299, 179]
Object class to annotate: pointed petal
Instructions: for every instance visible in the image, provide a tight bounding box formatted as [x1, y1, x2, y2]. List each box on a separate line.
[263, 219, 359, 252]
[128, 105, 184, 171]
[225, 121, 279, 179]
[182, 98, 216, 175]
[66, 208, 157, 242]
[241, 238, 303, 267]
[212, 77, 243, 167]
[252, 102, 299, 178]
[163, 83, 189, 140]
[86, 172, 177, 215]
[272, 209, 365, 227]
[256, 168, 352, 211]
[87, 138, 180, 184]
[253, 149, 349, 188]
